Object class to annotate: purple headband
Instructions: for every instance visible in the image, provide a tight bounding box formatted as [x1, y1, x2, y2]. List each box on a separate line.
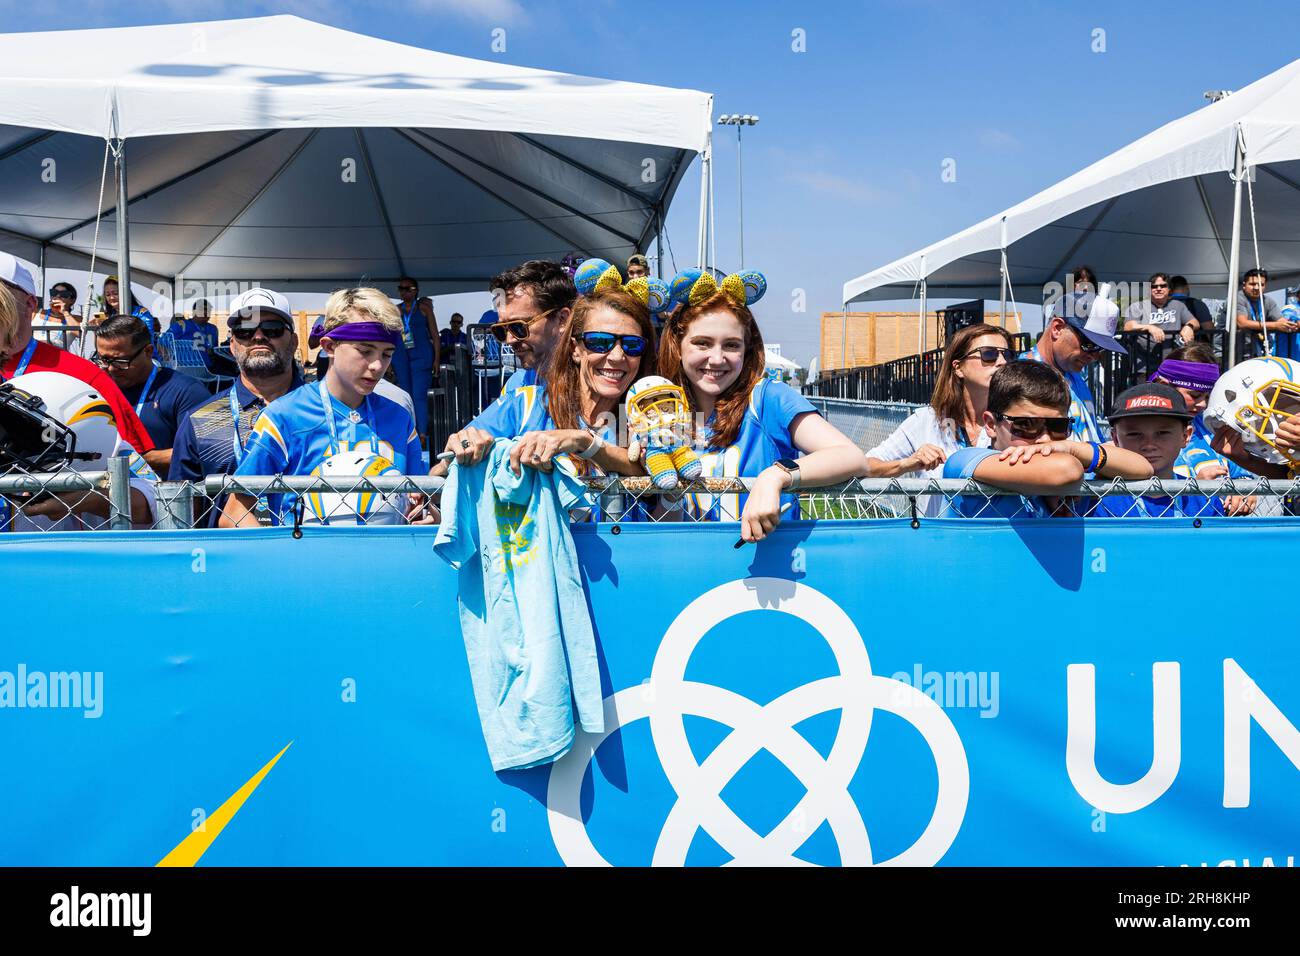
[1149, 359, 1219, 392]
[319, 321, 403, 347]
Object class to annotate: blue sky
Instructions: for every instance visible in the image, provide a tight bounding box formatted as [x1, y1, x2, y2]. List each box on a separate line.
[15, 0, 1300, 366]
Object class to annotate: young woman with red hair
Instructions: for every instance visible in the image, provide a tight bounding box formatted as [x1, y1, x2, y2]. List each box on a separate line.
[658, 278, 866, 542]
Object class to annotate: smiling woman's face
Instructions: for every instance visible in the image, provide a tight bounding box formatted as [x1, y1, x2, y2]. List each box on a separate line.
[679, 309, 748, 402]
[571, 304, 643, 405]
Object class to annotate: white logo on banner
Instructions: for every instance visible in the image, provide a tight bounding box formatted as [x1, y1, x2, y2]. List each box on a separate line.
[546, 579, 970, 866]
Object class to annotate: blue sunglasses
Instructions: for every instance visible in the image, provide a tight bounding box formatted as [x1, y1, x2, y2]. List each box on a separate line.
[580, 331, 648, 357]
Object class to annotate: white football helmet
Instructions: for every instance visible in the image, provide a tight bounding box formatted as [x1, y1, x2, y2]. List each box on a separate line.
[305, 450, 404, 525]
[1203, 357, 1300, 467]
[1, 371, 118, 472]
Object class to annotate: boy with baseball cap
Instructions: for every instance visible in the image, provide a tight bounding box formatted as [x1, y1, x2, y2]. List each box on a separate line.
[1086, 383, 1218, 518]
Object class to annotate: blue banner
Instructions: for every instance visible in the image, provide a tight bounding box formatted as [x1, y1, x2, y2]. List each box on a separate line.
[1, 518, 1298, 866]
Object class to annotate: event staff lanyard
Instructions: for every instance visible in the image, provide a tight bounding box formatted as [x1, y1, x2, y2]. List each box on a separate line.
[319, 380, 378, 456]
[400, 303, 417, 350]
[3, 338, 38, 381]
[228, 388, 250, 464]
[134, 363, 160, 416]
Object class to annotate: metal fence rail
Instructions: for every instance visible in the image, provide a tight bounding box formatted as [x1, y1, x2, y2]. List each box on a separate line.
[3, 470, 1297, 531]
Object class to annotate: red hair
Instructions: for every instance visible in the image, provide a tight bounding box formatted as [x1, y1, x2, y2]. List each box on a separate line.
[657, 291, 766, 449]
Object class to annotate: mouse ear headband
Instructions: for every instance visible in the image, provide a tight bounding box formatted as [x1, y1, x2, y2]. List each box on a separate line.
[668, 268, 767, 310]
[573, 258, 672, 314]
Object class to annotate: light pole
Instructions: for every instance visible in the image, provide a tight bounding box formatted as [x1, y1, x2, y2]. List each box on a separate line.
[717, 114, 759, 269]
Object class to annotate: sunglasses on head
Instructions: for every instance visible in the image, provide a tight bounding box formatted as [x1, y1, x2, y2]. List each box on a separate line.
[230, 321, 290, 341]
[579, 331, 648, 357]
[489, 309, 555, 343]
[996, 414, 1072, 440]
[962, 346, 1015, 365]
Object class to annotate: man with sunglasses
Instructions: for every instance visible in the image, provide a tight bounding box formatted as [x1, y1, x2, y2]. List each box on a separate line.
[942, 361, 1151, 517]
[1124, 273, 1198, 350]
[168, 288, 303, 525]
[438, 261, 576, 473]
[0, 252, 155, 457]
[93, 316, 210, 474]
[1025, 288, 1125, 443]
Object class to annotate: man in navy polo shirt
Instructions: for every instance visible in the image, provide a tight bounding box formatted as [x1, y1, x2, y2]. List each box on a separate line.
[169, 288, 304, 526]
[91, 315, 210, 474]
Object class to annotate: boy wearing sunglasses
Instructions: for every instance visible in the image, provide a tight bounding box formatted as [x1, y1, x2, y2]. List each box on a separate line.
[1084, 384, 1218, 518]
[942, 361, 1151, 517]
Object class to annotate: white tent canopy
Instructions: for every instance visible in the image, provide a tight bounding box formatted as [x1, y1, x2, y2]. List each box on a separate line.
[843, 57, 1300, 309]
[0, 15, 713, 297]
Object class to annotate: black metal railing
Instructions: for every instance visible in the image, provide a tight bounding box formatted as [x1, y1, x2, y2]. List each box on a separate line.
[806, 328, 1262, 409]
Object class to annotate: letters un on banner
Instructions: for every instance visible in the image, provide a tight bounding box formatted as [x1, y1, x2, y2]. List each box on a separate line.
[0, 519, 1297, 867]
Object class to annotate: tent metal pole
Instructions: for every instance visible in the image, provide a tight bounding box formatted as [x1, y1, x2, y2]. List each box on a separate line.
[708, 143, 716, 273]
[841, 303, 848, 373]
[655, 205, 664, 279]
[38, 242, 46, 301]
[114, 140, 133, 314]
[998, 217, 1008, 327]
[1226, 130, 1245, 367]
[697, 145, 709, 268]
[918, 253, 928, 355]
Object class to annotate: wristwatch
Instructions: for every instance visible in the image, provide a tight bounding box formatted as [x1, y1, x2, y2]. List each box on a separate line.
[772, 458, 802, 491]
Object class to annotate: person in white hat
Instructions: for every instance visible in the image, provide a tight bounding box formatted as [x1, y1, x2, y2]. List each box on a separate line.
[0, 251, 155, 456]
[1022, 286, 1126, 442]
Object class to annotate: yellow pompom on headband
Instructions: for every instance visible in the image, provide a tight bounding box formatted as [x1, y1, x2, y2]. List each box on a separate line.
[573, 257, 672, 314]
[668, 268, 767, 309]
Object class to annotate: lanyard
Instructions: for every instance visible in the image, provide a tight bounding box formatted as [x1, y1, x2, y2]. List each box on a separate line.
[134, 363, 160, 416]
[399, 303, 417, 349]
[229, 388, 258, 465]
[3, 338, 38, 381]
[319, 381, 378, 455]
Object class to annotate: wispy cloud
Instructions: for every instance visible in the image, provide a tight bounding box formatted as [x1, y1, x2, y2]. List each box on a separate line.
[407, 0, 527, 22]
[787, 169, 888, 204]
[979, 128, 1021, 151]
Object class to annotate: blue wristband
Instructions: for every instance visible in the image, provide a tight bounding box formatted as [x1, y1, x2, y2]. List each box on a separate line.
[1086, 442, 1101, 473]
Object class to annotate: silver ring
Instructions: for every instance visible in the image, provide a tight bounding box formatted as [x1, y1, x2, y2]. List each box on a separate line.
[460, 439, 471, 449]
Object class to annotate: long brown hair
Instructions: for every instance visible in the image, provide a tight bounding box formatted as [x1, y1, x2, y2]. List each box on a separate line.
[657, 291, 766, 450]
[544, 287, 657, 439]
[930, 323, 1014, 426]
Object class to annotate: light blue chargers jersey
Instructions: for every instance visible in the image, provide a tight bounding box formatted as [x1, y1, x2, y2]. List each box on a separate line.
[235, 382, 423, 519]
[433, 439, 604, 771]
[942, 447, 1056, 518]
[1023, 345, 1106, 442]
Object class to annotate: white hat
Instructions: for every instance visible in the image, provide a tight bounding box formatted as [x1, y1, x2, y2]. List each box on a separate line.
[0, 251, 36, 297]
[227, 287, 293, 327]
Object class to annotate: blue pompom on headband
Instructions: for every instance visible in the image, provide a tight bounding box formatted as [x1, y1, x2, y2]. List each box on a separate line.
[573, 258, 672, 314]
[668, 268, 767, 309]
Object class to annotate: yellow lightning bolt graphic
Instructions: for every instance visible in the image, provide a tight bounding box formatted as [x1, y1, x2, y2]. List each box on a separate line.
[156, 741, 294, 867]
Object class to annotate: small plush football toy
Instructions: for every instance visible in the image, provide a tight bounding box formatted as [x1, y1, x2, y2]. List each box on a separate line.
[626, 375, 702, 490]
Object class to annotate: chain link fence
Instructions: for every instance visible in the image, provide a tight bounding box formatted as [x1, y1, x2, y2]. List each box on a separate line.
[805, 397, 921, 453]
[4, 468, 1298, 531]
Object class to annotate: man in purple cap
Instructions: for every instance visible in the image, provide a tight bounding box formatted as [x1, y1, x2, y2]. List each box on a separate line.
[1024, 287, 1126, 442]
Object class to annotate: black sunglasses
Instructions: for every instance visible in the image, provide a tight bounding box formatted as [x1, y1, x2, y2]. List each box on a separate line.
[397, 285, 417, 293]
[50, 288, 76, 300]
[1067, 325, 1105, 354]
[962, 346, 1015, 365]
[996, 414, 1072, 440]
[579, 331, 648, 357]
[230, 322, 291, 342]
[92, 344, 149, 370]
[489, 309, 555, 343]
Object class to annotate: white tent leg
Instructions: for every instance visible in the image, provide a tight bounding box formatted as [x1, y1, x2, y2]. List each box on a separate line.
[999, 249, 1008, 327]
[696, 145, 709, 268]
[841, 304, 848, 374]
[918, 278, 927, 355]
[1226, 133, 1245, 366]
[114, 140, 133, 314]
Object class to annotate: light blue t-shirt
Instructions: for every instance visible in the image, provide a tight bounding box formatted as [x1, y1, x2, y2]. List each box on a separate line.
[1177, 414, 1250, 480]
[942, 446, 1057, 518]
[685, 379, 817, 520]
[1023, 345, 1106, 442]
[235, 381, 423, 520]
[433, 439, 604, 771]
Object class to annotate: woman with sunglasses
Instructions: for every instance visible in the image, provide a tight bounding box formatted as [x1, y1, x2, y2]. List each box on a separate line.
[658, 270, 866, 543]
[942, 361, 1150, 518]
[452, 287, 654, 479]
[36, 283, 80, 350]
[865, 323, 1013, 514]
